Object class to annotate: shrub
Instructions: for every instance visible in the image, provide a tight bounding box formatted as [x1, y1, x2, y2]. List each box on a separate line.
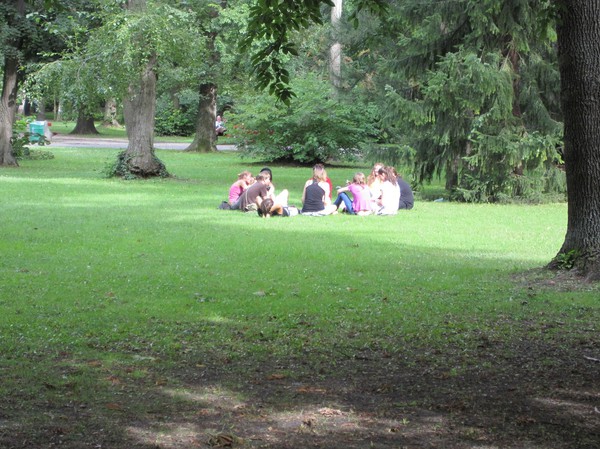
[154, 108, 194, 137]
[233, 74, 379, 164]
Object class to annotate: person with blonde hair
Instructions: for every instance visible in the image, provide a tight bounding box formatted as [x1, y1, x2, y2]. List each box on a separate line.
[228, 171, 254, 208]
[367, 162, 385, 198]
[333, 172, 372, 215]
[301, 164, 337, 215]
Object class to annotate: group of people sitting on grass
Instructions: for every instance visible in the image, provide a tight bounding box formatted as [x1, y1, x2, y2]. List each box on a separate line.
[222, 162, 414, 217]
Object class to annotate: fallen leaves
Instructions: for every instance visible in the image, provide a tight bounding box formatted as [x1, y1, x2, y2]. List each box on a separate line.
[318, 407, 344, 416]
[206, 432, 242, 447]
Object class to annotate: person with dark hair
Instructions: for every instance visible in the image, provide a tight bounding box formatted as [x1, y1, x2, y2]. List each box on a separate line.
[257, 190, 297, 217]
[374, 166, 400, 215]
[260, 167, 272, 182]
[258, 167, 277, 198]
[397, 175, 414, 210]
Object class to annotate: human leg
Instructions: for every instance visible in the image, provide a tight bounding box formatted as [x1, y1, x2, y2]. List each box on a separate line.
[336, 192, 355, 214]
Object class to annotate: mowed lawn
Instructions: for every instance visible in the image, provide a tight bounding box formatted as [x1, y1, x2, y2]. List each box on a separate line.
[1, 147, 598, 449]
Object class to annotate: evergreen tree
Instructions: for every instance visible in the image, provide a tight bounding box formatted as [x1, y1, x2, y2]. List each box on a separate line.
[370, 0, 563, 201]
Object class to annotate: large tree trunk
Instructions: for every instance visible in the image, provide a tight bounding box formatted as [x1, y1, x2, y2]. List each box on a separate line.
[0, 54, 19, 167]
[120, 54, 166, 177]
[550, 1, 600, 281]
[71, 111, 99, 134]
[185, 83, 217, 153]
[0, 0, 24, 167]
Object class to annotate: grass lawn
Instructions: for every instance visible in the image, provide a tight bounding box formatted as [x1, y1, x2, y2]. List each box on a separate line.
[1, 147, 598, 449]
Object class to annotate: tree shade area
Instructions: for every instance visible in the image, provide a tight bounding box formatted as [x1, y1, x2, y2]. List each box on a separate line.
[0, 2, 599, 274]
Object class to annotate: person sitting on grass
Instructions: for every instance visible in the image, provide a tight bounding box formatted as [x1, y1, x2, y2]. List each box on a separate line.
[333, 172, 372, 215]
[301, 165, 337, 216]
[238, 174, 270, 212]
[228, 171, 254, 210]
[394, 169, 415, 210]
[374, 166, 400, 215]
[367, 162, 384, 200]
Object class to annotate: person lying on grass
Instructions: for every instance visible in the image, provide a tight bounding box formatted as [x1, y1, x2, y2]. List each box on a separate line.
[257, 191, 298, 217]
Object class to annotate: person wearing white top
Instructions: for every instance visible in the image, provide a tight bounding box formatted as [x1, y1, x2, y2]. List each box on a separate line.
[374, 166, 400, 215]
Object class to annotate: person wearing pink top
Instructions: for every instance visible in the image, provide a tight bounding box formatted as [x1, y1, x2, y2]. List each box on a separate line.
[333, 172, 372, 215]
[228, 171, 254, 210]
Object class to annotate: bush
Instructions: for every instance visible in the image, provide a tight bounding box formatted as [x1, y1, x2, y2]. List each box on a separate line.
[233, 74, 379, 164]
[154, 108, 194, 137]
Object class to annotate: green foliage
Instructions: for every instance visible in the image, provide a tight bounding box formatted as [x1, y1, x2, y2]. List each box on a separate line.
[554, 249, 581, 270]
[154, 107, 194, 137]
[241, 0, 388, 102]
[371, 0, 563, 202]
[104, 150, 169, 180]
[234, 74, 378, 164]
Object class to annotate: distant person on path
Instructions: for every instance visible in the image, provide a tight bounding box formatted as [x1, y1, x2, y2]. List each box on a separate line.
[215, 115, 226, 136]
[301, 165, 337, 215]
[333, 172, 372, 215]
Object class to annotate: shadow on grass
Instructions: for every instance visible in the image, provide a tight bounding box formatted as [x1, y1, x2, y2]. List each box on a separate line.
[1, 204, 598, 449]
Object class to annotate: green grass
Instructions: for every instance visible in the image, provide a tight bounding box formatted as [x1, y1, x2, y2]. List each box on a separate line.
[2, 147, 594, 357]
[1, 147, 598, 447]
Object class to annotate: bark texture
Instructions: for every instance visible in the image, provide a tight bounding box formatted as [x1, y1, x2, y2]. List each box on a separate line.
[185, 83, 217, 153]
[121, 55, 166, 177]
[0, 55, 19, 166]
[329, 0, 343, 93]
[102, 98, 120, 127]
[71, 112, 99, 135]
[552, 1, 600, 280]
[0, 0, 24, 167]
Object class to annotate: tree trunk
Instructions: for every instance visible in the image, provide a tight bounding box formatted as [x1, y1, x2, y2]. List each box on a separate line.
[71, 111, 99, 134]
[185, 83, 217, 152]
[329, 0, 343, 94]
[55, 99, 63, 122]
[120, 54, 166, 177]
[0, 0, 24, 167]
[102, 98, 120, 127]
[0, 54, 19, 167]
[36, 100, 46, 121]
[551, 1, 600, 281]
